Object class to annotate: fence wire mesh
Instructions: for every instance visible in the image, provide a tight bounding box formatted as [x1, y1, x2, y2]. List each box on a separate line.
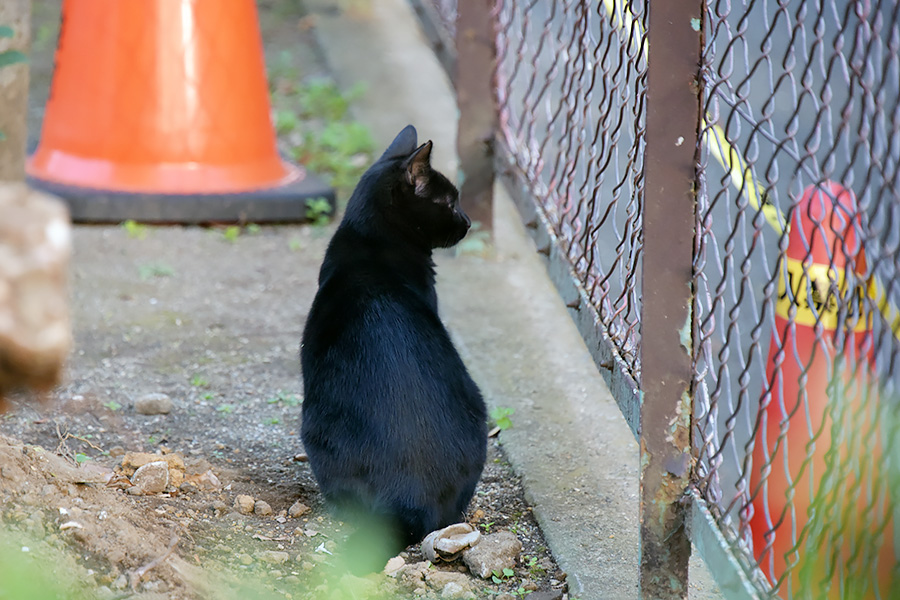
[494, 0, 648, 381]
[417, 0, 900, 597]
[695, 1, 900, 597]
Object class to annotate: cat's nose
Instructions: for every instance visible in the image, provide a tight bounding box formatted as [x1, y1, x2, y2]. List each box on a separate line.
[459, 210, 471, 229]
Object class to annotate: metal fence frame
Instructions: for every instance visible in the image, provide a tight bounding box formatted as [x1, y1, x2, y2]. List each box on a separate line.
[409, 0, 779, 597]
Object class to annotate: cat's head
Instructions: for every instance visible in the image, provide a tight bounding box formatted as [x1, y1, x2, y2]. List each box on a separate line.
[346, 125, 471, 249]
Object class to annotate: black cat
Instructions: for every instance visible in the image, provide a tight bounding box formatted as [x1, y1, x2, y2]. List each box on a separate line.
[299, 125, 488, 574]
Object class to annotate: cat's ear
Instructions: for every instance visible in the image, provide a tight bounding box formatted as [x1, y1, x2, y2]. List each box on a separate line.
[404, 141, 432, 191]
[380, 125, 418, 160]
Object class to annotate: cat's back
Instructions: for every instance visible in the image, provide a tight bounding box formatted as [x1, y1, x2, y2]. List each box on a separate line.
[303, 227, 438, 346]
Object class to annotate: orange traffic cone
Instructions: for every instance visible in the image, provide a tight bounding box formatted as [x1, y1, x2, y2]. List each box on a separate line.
[26, 0, 332, 223]
[747, 182, 896, 597]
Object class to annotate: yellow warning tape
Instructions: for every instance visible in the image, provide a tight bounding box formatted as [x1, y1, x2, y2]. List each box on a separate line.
[600, 1, 787, 234]
[703, 123, 786, 235]
[776, 257, 873, 332]
[595, 1, 900, 341]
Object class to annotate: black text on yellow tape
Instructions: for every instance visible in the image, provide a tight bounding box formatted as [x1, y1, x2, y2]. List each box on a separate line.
[775, 257, 873, 332]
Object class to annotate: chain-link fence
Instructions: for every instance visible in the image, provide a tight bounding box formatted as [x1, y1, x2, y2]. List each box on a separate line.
[695, 1, 900, 597]
[412, 0, 900, 598]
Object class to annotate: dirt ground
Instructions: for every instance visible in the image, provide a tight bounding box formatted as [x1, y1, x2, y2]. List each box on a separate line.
[0, 2, 566, 599]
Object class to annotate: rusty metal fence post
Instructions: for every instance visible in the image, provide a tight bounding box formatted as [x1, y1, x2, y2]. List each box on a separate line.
[639, 1, 702, 598]
[454, 0, 495, 230]
[0, 0, 30, 182]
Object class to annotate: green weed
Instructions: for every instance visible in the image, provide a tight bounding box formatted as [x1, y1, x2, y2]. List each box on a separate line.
[274, 108, 300, 134]
[490, 406, 515, 430]
[222, 226, 241, 243]
[294, 121, 374, 190]
[305, 197, 332, 226]
[0, 534, 84, 599]
[0, 25, 26, 142]
[297, 78, 365, 121]
[138, 262, 174, 280]
[266, 391, 302, 407]
[33, 23, 54, 50]
[103, 400, 122, 412]
[491, 568, 515, 584]
[121, 219, 148, 239]
[216, 404, 234, 415]
[268, 50, 299, 87]
[190, 374, 210, 388]
[268, 70, 373, 202]
[0, 26, 26, 69]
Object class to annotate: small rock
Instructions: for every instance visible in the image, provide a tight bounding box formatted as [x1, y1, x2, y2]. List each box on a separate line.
[141, 580, 164, 592]
[135, 393, 173, 415]
[126, 486, 144, 496]
[121, 452, 185, 488]
[285, 575, 300, 585]
[254, 500, 273, 516]
[441, 582, 468, 599]
[111, 575, 128, 590]
[301, 561, 315, 571]
[383, 556, 405, 576]
[233, 494, 255, 515]
[108, 446, 126, 457]
[180, 481, 199, 494]
[211, 500, 228, 514]
[238, 553, 253, 565]
[258, 550, 289, 565]
[269, 569, 283, 578]
[496, 595, 515, 600]
[425, 571, 473, 593]
[399, 561, 430, 588]
[200, 469, 221, 488]
[288, 501, 310, 518]
[130, 461, 169, 494]
[524, 591, 564, 600]
[462, 531, 522, 579]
